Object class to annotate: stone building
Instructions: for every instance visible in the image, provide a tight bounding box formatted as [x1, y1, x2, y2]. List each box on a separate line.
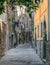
[12, 5, 32, 44]
[34, 0, 50, 64]
[0, 2, 13, 58]
[6, 3, 13, 49]
[0, 19, 6, 58]
[34, 0, 48, 60]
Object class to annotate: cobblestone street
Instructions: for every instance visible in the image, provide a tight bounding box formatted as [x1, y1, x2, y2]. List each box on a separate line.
[0, 44, 44, 65]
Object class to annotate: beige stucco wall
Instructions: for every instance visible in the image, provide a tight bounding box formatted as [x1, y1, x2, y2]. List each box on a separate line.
[34, 0, 48, 40]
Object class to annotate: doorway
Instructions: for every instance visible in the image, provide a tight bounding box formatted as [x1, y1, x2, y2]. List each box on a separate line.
[43, 20, 47, 59]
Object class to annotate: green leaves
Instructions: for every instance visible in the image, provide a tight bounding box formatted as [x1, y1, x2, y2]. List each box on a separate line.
[9, 0, 38, 10]
[0, 1, 5, 14]
[0, 0, 38, 14]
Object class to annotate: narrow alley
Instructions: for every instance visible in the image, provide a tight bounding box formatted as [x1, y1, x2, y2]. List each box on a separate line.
[0, 0, 50, 65]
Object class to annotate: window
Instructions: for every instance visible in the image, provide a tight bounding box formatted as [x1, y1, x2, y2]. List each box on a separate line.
[41, 22, 42, 37]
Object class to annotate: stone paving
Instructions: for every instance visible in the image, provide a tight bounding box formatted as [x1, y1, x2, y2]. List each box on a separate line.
[0, 44, 44, 65]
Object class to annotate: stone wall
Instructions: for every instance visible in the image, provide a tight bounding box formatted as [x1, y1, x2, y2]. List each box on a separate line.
[35, 40, 43, 59]
[46, 41, 50, 64]
[0, 21, 6, 58]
